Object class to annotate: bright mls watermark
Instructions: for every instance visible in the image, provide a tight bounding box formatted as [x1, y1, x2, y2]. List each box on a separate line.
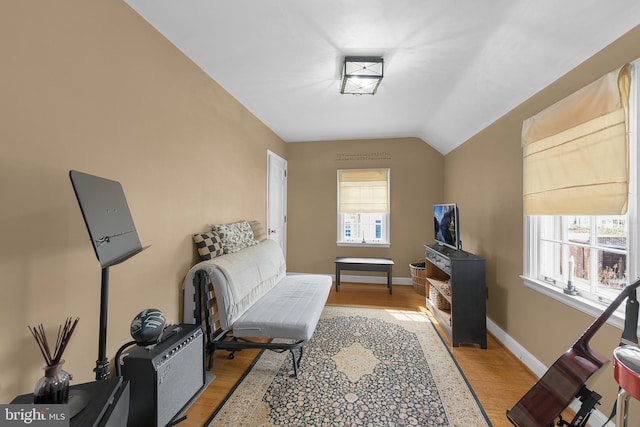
[0, 405, 68, 426]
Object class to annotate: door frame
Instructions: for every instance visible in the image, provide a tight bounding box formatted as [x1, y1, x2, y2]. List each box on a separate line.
[266, 150, 288, 257]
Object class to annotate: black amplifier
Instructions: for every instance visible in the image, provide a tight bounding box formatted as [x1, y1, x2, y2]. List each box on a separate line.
[121, 323, 204, 427]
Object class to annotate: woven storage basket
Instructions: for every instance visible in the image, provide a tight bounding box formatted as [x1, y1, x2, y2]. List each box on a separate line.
[409, 262, 427, 295]
[429, 284, 451, 311]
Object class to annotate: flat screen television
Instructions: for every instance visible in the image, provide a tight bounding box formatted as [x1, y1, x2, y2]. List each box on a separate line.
[433, 203, 460, 250]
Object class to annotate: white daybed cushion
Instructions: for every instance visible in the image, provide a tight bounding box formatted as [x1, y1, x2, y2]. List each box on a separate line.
[231, 274, 332, 340]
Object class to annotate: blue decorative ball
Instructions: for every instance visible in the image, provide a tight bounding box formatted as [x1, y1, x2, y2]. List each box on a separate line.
[130, 308, 166, 344]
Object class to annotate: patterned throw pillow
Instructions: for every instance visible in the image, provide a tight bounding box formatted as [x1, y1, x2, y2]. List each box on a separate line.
[193, 231, 224, 260]
[214, 220, 259, 254]
[249, 220, 267, 242]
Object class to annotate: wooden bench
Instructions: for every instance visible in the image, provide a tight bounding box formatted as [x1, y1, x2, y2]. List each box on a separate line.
[334, 257, 394, 294]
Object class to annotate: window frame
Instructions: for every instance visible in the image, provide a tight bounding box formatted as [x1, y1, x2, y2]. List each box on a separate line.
[522, 61, 640, 333]
[524, 215, 631, 324]
[336, 168, 390, 248]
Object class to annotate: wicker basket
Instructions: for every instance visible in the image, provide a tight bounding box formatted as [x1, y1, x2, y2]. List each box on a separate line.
[429, 284, 451, 311]
[409, 262, 427, 295]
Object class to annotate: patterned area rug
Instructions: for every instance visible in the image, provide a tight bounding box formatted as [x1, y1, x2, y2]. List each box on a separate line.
[207, 306, 491, 426]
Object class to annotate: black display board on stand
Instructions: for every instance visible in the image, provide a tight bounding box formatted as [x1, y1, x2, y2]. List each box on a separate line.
[69, 170, 149, 380]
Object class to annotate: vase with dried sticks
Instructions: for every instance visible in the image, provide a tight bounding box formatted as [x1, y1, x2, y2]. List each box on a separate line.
[29, 317, 79, 404]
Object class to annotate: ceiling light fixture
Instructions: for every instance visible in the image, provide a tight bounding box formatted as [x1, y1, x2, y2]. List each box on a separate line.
[340, 56, 384, 95]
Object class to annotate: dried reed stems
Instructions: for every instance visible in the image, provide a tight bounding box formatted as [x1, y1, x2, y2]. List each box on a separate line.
[28, 317, 79, 367]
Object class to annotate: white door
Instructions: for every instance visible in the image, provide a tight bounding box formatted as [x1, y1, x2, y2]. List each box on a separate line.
[267, 150, 287, 256]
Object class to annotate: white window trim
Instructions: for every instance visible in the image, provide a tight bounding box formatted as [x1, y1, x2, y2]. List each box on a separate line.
[336, 168, 391, 247]
[522, 60, 640, 337]
[337, 241, 391, 248]
[336, 212, 391, 248]
[523, 216, 630, 333]
[522, 275, 626, 329]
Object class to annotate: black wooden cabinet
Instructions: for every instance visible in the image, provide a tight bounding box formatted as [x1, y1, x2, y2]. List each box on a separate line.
[424, 244, 487, 349]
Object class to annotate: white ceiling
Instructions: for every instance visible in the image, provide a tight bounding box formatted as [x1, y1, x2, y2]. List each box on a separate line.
[124, 0, 640, 154]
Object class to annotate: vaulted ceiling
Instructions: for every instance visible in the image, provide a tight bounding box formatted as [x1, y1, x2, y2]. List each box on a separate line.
[124, 0, 640, 154]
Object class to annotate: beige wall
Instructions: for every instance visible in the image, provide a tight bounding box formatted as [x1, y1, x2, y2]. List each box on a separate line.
[0, 1, 285, 402]
[3, 0, 640, 419]
[287, 138, 443, 277]
[445, 24, 640, 415]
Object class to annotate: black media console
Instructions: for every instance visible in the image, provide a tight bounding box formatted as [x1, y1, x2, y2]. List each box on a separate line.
[424, 244, 487, 349]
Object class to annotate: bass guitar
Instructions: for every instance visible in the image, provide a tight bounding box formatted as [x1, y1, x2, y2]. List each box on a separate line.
[506, 278, 640, 427]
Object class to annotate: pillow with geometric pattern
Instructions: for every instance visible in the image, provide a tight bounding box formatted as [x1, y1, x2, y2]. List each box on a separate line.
[192, 231, 224, 261]
[214, 220, 259, 254]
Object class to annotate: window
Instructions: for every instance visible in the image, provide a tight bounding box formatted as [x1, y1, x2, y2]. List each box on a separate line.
[337, 168, 390, 246]
[529, 215, 628, 304]
[523, 61, 639, 327]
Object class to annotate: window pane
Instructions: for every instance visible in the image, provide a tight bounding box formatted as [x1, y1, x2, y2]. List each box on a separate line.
[595, 215, 627, 290]
[339, 213, 386, 243]
[598, 250, 627, 290]
[568, 246, 590, 282]
[567, 216, 590, 245]
[539, 240, 561, 280]
[596, 216, 627, 250]
[539, 216, 561, 241]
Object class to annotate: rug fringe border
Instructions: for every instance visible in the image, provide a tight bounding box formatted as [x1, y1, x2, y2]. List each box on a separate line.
[423, 311, 494, 426]
[203, 346, 270, 426]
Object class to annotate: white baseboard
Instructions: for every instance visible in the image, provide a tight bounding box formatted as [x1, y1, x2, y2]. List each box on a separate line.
[287, 273, 413, 286]
[487, 318, 614, 427]
[486, 317, 547, 377]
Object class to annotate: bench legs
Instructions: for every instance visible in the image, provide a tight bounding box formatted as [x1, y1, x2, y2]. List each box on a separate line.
[387, 267, 392, 294]
[334, 263, 393, 294]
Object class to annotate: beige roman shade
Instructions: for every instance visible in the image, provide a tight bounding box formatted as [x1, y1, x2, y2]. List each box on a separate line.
[338, 168, 389, 213]
[522, 64, 631, 215]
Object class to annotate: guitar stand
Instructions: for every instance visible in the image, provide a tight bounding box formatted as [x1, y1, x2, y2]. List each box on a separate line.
[555, 385, 601, 427]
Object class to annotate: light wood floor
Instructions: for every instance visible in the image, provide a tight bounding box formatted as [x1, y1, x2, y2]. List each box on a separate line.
[180, 282, 538, 427]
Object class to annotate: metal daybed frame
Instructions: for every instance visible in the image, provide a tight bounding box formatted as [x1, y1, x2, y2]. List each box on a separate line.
[190, 270, 306, 378]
